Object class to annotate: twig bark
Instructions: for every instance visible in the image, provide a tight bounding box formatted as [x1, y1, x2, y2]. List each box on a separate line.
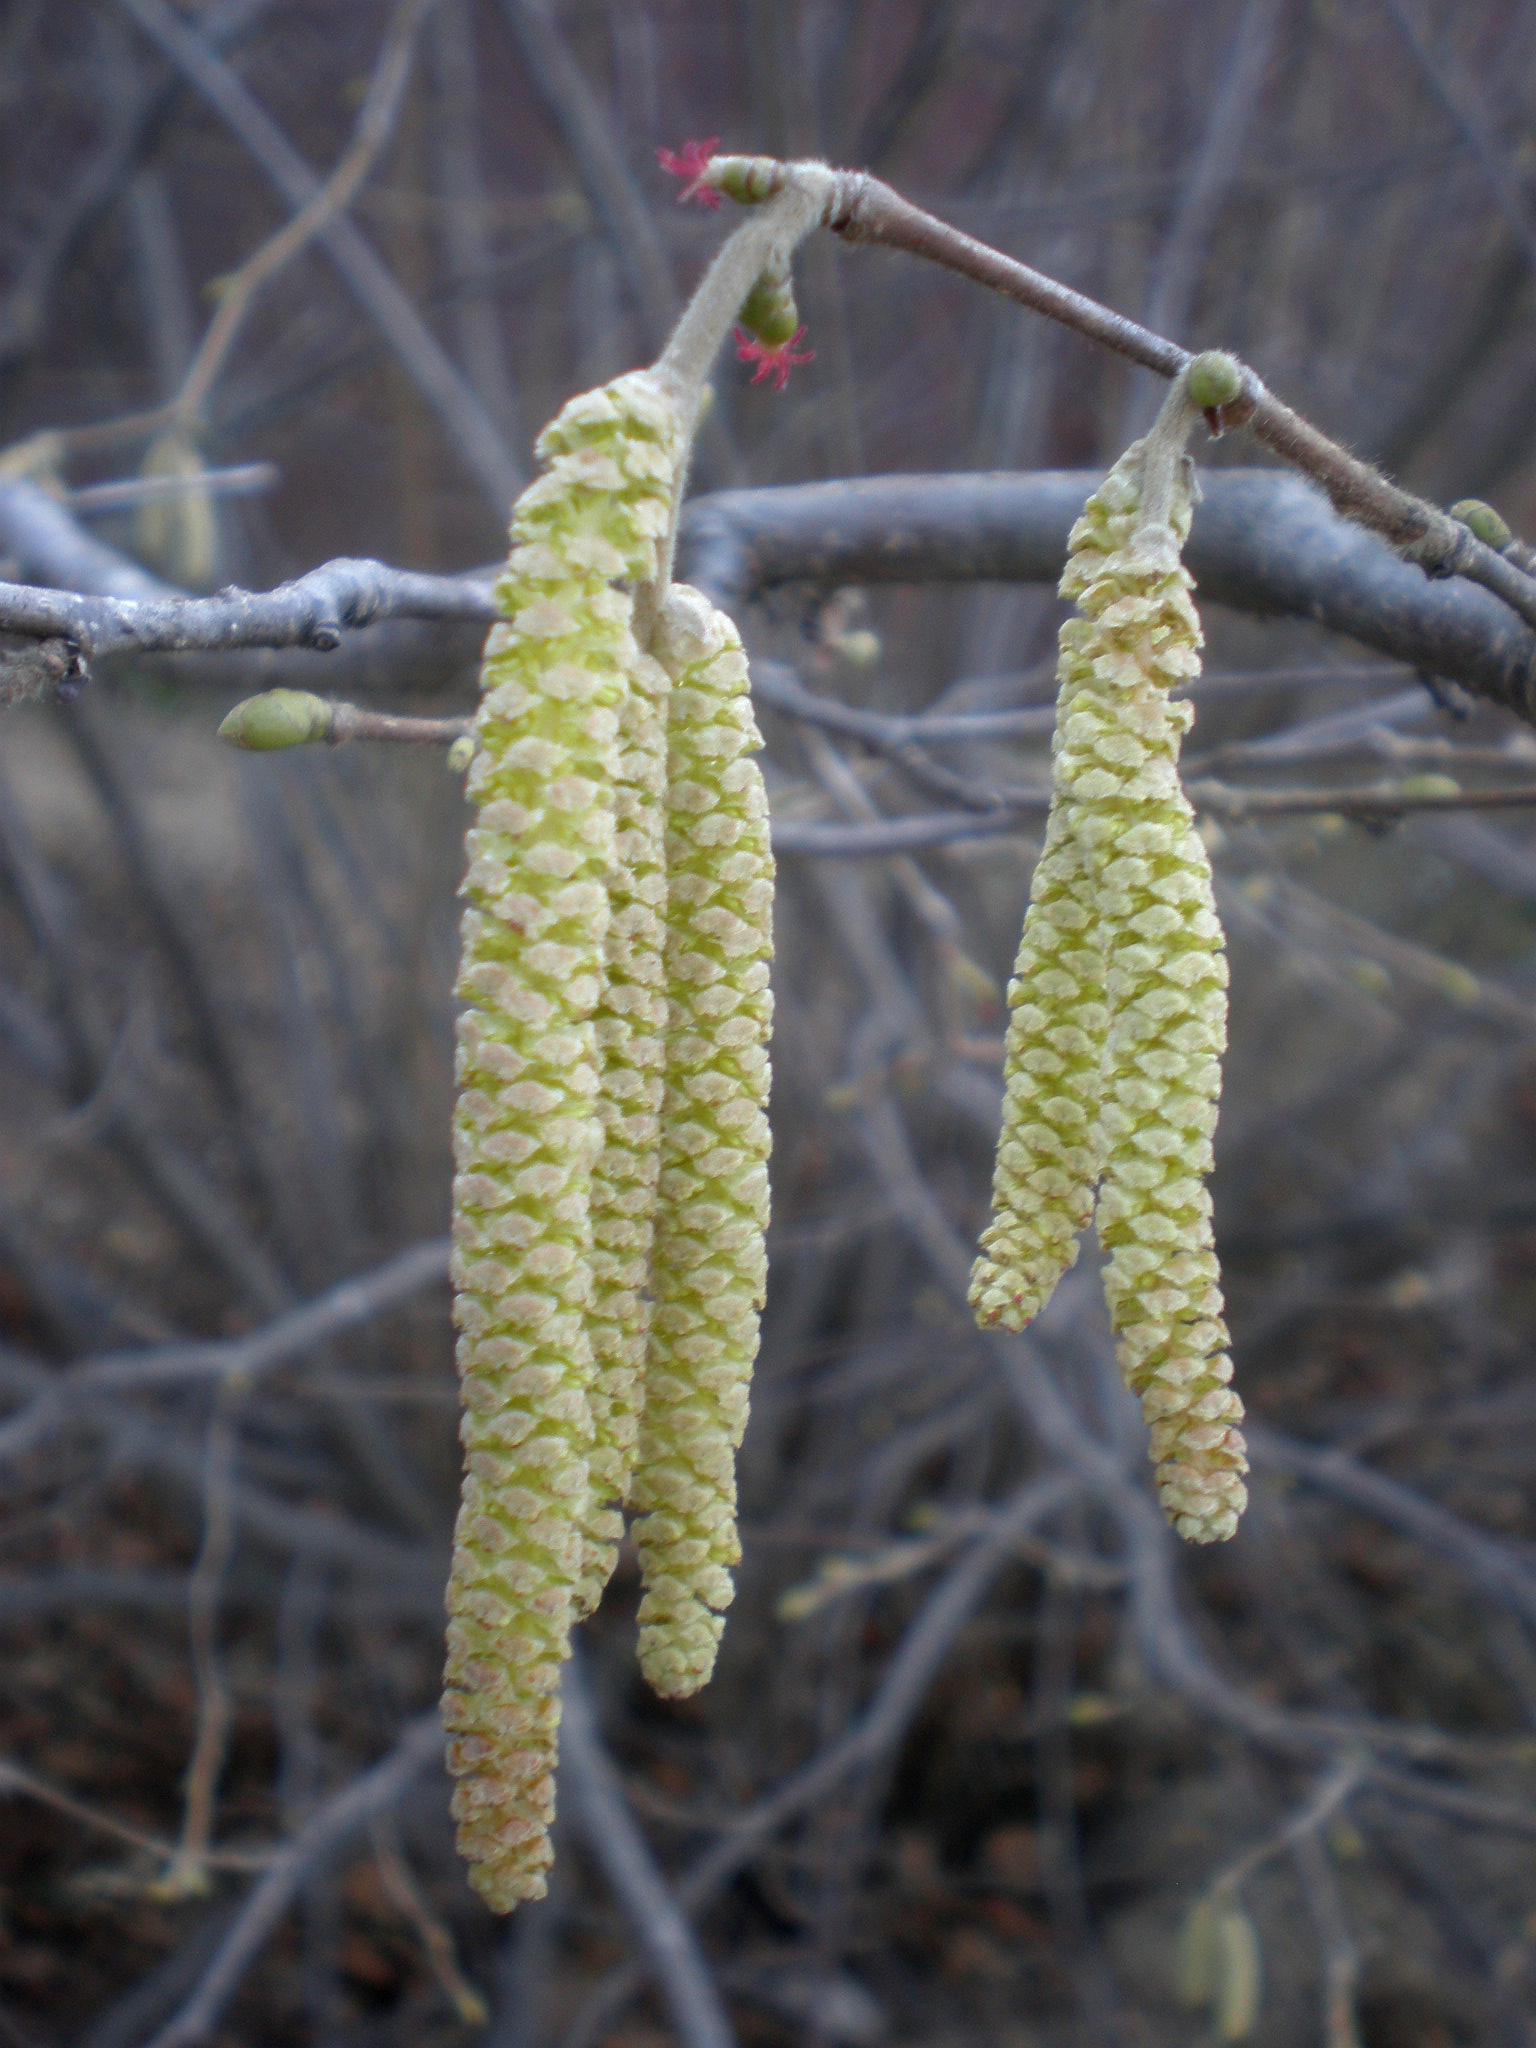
[8, 471, 1536, 724]
[170, 0, 438, 432]
[114, 0, 521, 511]
[790, 158, 1536, 631]
[143, 1713, 444, 2048]
[561, 1653, 739, 2048]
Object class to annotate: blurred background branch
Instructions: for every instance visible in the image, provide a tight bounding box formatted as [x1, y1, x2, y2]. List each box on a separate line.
[6, 6, 1536, 2045]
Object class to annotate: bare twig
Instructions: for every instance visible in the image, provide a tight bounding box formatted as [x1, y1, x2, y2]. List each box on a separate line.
[561, 1471, 1079, 2048]
[1246, 1422, 1536, 1634]
[772, 158, 1536, 630]
[114, 0, 521, 511]
[65, 463, 279, 515]
[171, 0, 439, 430]
[0, 556, 495, 664]
[159, 1394, 243, 1899]
[430, 0, 522, 450]
[0, 0, 276, 372]
[6, 470, 1536, 725]
[1122, 0, 1283, 437]
[369, 1811, 489, 2025]
[143, 1713, 444, 2048]
[497, 0, 679, 355]
[561, 1653, 739, 2048]
[1292, 1828, 1364, 2048]
[1208, 1754, 1367, 1903]
[1380, 0, 1536, 282]
[0, 1239, 449, 1466]
[681, 472, 1536, 721]
[0, 1756, 273, 1873]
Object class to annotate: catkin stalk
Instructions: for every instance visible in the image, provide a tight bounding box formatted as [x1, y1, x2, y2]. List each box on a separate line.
[444, 371, 683, 1909]
[631, 584, 775, 1697]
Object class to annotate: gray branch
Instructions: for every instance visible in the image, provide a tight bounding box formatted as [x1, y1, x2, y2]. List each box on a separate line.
[144, 1713, 445, 2048]
[4, 470, 1536, 724]
[560, 1653, 738, 2048]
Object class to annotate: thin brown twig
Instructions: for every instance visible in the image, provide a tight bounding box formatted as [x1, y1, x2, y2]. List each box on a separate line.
[158, 1392, 242, 1900]
[702, 155, 1536, 635]
[173, 0, 438, 430]
[114, 0, 521, 510]
[0, 1757, 274, 1872]
[368, 1811, 488, 2025]
[144, 1714, 444, 2048]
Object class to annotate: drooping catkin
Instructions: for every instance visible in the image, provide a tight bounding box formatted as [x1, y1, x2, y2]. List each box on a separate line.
[631, 584, 774, 1697]
[967, 797, 1106, 1330]
[969, 361, 1248, 1546]
[1056, 447, 1246, 1543]
[577, 639, 670, 1616]
[444, 370, 683, 1910]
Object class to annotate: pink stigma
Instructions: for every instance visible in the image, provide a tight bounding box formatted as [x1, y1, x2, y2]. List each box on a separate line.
[734, 324, 814, 392]
[656, 137, 723, 208]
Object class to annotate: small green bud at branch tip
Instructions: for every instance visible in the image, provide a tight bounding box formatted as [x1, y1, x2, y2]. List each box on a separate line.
[708, 155, 785, 206]
[217, 689, 332, 750]
[1450, 499, 1513, 552]
[1186, 352, 1244, 413]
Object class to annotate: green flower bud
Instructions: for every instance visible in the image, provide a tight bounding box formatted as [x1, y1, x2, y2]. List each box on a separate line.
[1450, 498, 1512, 552]
[1185, 351, 1244, 413]
[444, 369, 685, 1910]
[217, 689, 332, 750]
[631, 585, 774, 1697]
[738, 260, 801, 349]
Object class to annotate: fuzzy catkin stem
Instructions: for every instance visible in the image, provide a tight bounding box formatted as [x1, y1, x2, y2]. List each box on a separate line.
[647, 172, 836, 596]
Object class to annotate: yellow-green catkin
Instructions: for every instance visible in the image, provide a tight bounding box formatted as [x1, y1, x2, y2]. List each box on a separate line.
[577, 638, 670, 1616]
[444, 369, 683, 1909]
[968, 798, 1107, 1329]
[631, 584, 774, 1697]
[1055, 446, 1248, 1543]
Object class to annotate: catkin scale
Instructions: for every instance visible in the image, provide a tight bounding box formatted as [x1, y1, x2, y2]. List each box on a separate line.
[444, 371, 683, 1910]
[631, 584, 775, 1698]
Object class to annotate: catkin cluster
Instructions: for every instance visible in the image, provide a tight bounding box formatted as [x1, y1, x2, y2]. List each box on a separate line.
[445, 376, 775, 1908]
[970, 404, 1248, 1545]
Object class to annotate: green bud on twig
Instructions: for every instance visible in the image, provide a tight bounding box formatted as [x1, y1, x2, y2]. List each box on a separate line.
[1450, 498, 1513, 552]
[1185, 351, 1244, 412]
[738, 260, 801, 348]
[217, 689, 332, 749]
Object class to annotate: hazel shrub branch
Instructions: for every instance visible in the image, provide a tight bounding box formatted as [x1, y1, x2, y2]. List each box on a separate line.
[113, 148, 1536, 1906]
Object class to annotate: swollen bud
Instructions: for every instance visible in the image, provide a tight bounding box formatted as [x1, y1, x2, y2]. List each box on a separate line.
[217, 689, 332, 750]
[710, 154, 783, 206]
[1185, 351, 1244, 412]
[1450, 498, 1513, 552]
[738, 259, 801, 349]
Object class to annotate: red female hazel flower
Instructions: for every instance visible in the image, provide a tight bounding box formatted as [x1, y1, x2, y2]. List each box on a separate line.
[656, 138, 723, 207]
[734, 323, 814, 391]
